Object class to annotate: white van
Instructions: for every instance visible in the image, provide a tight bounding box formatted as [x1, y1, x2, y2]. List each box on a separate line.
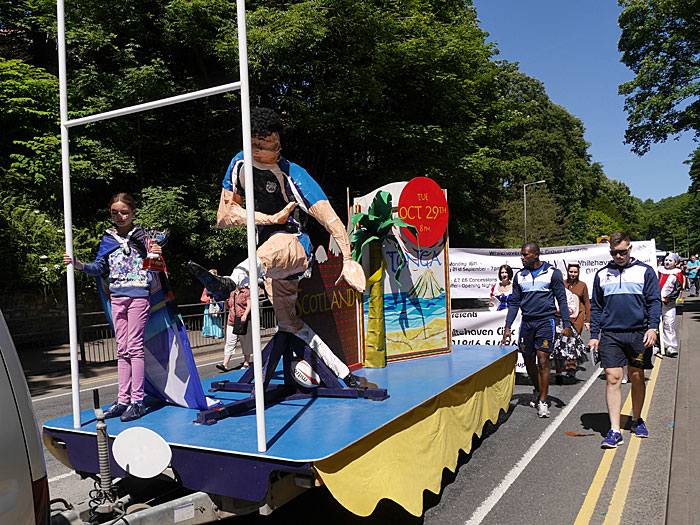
[0, 309, 50, 525]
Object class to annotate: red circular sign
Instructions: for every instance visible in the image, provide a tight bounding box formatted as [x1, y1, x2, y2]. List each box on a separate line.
[397, 177, 449, 246]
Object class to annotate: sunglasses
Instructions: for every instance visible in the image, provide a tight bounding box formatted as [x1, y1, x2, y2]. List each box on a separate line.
[610, 249, 629, 256]
[110, 209, 131, 216]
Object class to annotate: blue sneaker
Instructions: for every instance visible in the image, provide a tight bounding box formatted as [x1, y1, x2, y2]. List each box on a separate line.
[601, 429, 624, 448]
[103, 402, 128, 419]
[631, 418, 649, 438]
[120, 402, 144, 422]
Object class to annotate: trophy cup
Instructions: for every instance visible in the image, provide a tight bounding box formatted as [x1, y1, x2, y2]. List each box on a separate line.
[142, 227, 169, 271]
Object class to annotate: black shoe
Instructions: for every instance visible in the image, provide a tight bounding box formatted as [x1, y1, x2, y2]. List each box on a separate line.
[103, 402, 128, 419]
[187, 261, 235, 301]
[555, 375, 563, 386]
[216, 364, 230, 373]
[343, 373, 360, 388]
[120, 402, 144, 422]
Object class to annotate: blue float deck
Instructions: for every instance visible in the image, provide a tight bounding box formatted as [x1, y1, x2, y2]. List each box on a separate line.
[43, 345, 515, 502]
[44, 345, 514, 462]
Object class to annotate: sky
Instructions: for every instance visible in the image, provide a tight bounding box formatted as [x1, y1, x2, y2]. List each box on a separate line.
[473, 0, 697, 203]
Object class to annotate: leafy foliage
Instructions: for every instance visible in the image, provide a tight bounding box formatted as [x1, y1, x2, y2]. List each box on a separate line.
[637, 193, 696, 255]
[0, 192, 97, 296]
[0, 58, 61, 204]
[617, 0, 700, 254]
[497, 187, 568, 248]
[137, 186, 247, 278]
[618, 0, 700, 156]
[0, 0, 664, 295]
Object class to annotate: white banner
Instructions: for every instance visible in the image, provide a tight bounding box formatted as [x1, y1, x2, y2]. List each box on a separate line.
[449, 240, 657, 299]
[451, 309, 526, 372]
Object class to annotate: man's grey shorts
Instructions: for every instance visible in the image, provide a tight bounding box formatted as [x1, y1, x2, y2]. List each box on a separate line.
[599, 331, 653, 370]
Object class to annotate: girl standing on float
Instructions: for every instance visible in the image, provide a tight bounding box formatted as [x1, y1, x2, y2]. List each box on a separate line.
[63, 193, 161, 422]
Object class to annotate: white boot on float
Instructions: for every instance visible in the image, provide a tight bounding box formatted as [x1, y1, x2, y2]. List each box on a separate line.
[294, 323, 350, 380]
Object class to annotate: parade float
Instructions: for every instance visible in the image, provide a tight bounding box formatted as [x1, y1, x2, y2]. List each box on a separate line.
[43, 1, 517, 521]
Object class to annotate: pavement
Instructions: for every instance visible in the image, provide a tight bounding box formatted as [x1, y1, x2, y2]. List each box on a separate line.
[667, 296, 700, 524]
[20, 300, 700, 523]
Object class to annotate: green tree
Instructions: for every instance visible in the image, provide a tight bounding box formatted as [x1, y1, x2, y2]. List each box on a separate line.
[585, 209, 624, 244]
[685, 149, 700, 193]
[618, 0, 700, 183]
[482, 69, 622, 246]
[238, 0, 508, 245]
[590, 196, 630, 233]
[0, 0, 648, 295]
[0, 58, 60, 204]
[637, 193, 695, 254]
[617, 0, 700, 252]
[137, 185, 247, 276]
[618, 0, 700, 152]
[498, 186, 568, 248]
[567, 201, 589, 245]
[0, 192, 97, 298]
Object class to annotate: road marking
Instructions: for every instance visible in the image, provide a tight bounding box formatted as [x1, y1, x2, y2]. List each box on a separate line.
[574, 360, 661, 524]
[464, 367, 602, 525]
[31, 379, 119, 403]
[31, 356, 222, 403]
[48, 471, 75, 483]
[574, 388, 634, 524]
[574, 448, 617, 525]
[602, 361, 662, 524]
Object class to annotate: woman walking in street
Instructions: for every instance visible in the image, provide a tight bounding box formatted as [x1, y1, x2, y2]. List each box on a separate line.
[553, 262, 590, 383]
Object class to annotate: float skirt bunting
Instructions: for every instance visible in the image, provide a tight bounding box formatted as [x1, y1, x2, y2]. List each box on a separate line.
[314, 350, 516, 516]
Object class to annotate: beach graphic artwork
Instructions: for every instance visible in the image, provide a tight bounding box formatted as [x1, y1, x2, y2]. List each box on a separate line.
[354, 180, 451, 361]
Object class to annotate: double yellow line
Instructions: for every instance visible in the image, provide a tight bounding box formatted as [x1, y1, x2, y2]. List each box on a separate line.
[574, 360, 662, 524]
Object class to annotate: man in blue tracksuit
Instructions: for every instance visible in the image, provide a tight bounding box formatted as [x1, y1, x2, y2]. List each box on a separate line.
[501, 242, 572, 418]
[589, 232, 661, 449]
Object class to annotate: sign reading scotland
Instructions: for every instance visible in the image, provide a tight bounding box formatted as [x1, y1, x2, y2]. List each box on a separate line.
[297, 245, 362, 368]
[449, 241, 657, 299]
[353, 179, 451, 362]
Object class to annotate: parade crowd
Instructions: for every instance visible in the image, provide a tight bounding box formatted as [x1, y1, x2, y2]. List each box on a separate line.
[498, 233, 685, 450]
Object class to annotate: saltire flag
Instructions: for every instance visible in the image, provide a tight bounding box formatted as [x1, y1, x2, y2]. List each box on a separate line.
[94, 238, 216, 409]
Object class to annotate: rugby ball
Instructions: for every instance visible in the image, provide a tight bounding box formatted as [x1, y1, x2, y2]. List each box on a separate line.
[291, 358, 320, 388]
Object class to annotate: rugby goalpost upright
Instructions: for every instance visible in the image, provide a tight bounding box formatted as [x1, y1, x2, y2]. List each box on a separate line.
[56, 0, 269, 452]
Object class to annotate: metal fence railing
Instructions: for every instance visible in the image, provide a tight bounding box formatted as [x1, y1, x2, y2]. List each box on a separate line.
[11, 302, 277, 365]
[79, 302, 277, 364]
